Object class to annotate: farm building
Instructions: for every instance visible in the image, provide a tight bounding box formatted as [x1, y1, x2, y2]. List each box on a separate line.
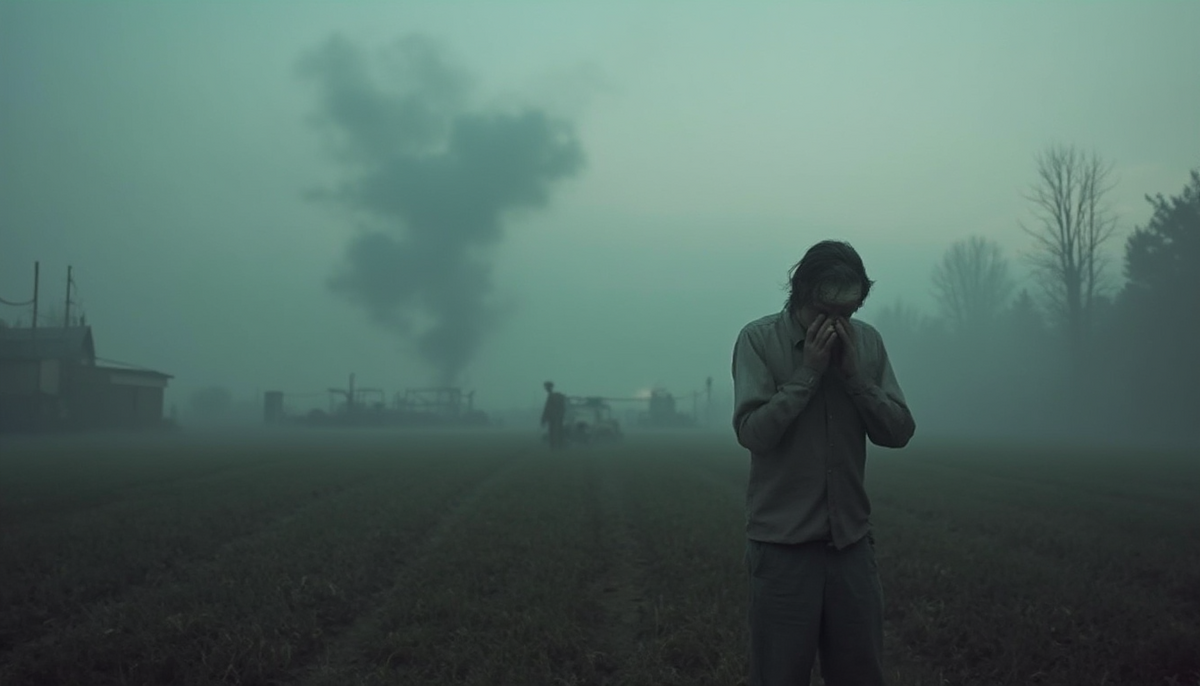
[0, 325, 172, 432]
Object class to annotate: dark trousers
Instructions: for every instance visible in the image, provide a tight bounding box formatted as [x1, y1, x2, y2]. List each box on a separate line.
[547, 420, 565, 449]
[746, 536, 885, 686]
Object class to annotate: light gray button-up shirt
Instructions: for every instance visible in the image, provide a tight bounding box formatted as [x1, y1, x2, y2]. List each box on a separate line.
[731, 309, 915, 550]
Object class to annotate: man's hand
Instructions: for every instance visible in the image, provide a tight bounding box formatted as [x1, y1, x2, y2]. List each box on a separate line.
[801, 314, 838, 375]
[833, 317, 859, 379]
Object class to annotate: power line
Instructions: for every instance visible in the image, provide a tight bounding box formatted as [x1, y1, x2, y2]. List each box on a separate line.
[0, 295, 34, 307]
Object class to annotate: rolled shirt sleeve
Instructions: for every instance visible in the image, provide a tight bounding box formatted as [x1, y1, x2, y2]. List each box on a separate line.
[732, 328, 821, 455]
[842, 329, 916, 448]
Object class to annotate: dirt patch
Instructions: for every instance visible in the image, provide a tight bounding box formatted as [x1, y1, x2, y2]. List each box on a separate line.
[290, 448, 532, 686]
[588, 459, 653, 683]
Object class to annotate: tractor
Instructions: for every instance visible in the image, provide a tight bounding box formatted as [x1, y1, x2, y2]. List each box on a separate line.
[561, 396, 622, 445]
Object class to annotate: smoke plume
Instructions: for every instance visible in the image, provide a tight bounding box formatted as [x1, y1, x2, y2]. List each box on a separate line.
[298, 34, 584, 384]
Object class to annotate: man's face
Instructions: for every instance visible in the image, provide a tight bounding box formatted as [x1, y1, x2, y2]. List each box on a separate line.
[799, 300, 860, 329]
[797, 282, 862, 330]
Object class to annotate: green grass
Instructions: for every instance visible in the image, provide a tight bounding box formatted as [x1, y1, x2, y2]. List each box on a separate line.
[0, 430, 1196, 685]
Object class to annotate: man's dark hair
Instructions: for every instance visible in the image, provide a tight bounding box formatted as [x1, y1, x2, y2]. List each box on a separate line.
[785, 240, 875, 314]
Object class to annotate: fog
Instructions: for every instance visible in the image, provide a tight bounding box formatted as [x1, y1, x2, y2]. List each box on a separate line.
[2, 3, 1197, 446]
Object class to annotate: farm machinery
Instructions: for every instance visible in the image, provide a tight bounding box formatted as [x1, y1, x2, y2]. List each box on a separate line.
[264, 374, 489, 428]
[559, 396, 623, 446]
[552, 379, 715, 445]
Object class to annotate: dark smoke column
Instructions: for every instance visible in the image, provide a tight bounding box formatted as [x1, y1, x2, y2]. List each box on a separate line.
[298, 34, 585, 384]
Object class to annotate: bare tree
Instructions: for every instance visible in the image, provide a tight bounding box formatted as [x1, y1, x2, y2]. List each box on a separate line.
[930, 236, 1015, 336]
[1020, 144, 1118, 356]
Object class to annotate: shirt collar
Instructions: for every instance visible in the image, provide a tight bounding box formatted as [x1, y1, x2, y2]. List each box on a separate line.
[782, 308, 806, 347]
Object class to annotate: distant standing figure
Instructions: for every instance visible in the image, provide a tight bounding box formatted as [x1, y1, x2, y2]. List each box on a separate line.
[732, 240, 916, 686]
[541, 381, 567, 449]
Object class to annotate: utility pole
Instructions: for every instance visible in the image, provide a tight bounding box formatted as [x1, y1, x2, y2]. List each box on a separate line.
[32, 261, 40, 334]
[64, 265, 73, 327]
[705, 376, 713, 426]
[327, 373, 357, 414]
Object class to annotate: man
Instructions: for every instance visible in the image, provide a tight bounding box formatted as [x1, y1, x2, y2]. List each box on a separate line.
[541, 380, 567, 450]
[731, 240, 915, 686]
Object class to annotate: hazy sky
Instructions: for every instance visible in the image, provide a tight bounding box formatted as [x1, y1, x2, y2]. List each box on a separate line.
[2, 2, 1197, 414]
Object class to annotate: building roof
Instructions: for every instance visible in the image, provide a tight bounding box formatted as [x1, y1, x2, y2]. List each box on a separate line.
[97, 365, 173, 380]
[0, 326, 96, 364]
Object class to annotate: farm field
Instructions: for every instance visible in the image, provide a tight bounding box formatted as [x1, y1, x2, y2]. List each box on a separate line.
[1, 429, 1197, 686]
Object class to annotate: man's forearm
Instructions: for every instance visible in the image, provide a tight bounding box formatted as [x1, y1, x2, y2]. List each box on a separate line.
[843, 375, 915, 447]
[735, 367, 821, 454]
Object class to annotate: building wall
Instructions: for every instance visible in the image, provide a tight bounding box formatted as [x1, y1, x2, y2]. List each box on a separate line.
[132, 386, 165, 423]
[0, 359, 60, 395]
[1, 353, 168, 433]
[0, 360, 39, 395]
[40, 359, 61, 395]
[0, 393, 57, 430]
[0, 360, 64, 431]
[70, 376, 165, 428]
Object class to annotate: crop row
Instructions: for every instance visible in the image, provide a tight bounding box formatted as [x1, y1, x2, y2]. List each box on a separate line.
[303, 453, 612, 685]
[868, 457, 1200, 686]
[2, 433, 1196, 686]
[1, 438, 526, 685]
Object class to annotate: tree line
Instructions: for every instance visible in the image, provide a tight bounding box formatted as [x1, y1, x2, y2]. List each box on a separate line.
[874, 144, 1198, 446]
